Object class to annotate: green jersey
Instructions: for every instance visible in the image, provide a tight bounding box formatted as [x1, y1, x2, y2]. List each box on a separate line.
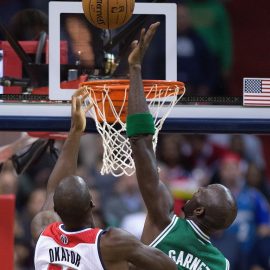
[149, 215, 230, 270]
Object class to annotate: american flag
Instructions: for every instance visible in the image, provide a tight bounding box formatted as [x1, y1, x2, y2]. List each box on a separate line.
[243, 78, 270, 106]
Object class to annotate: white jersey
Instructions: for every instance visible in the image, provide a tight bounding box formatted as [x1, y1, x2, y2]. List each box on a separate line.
[34, 222, 105, 270]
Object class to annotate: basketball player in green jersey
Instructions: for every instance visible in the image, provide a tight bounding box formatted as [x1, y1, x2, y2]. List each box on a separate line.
[126, 22, 238, 270]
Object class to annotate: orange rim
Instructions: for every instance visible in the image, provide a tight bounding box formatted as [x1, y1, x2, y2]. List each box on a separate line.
[80, 79, 185, 100]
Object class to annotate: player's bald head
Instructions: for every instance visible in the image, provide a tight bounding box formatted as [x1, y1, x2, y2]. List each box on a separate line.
[53, 175, 93, 228]
[183, 184, 237, 231]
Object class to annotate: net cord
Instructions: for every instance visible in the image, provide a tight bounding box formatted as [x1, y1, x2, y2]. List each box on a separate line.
[82, 83, 185, 176]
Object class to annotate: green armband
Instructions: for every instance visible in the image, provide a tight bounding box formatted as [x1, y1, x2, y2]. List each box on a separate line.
[126, 113, 155, 137]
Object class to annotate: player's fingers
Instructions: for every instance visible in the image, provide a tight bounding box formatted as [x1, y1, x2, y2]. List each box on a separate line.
[73, 88, 84, 97]
[75, 96, 82, 112]
[131, 40, 138, 50]
[71, 95, 76, 115]
[79, 90, 89, 103]
[83, 101, 94, 113]
[74, 88, 92, 113]
[139, 28, 146, 45]
[151, 21, 160, 29]
[149, 21, 160, 32]
[144, 21, 160, 44]
[74, 87, 89, 100]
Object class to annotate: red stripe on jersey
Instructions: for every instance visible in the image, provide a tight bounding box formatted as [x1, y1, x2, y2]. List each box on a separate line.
[48, 265, 62, 269]
[42, 222, 102, 248]
[48, 264, 74, 269]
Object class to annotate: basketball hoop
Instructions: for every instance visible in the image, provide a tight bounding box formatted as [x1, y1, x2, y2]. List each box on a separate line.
[78, 79, 185, 177]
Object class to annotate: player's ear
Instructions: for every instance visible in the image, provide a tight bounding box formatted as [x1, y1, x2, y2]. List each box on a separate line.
[90, 200, 95, 208]
[194, 206, 205, 217]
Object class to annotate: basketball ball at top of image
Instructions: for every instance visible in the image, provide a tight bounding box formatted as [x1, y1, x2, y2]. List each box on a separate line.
[82, 0, 135, 30]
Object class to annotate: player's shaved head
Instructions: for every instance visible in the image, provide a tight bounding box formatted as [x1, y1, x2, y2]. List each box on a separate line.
[53, 175, 93, 229]
[183, 184, 237, 231]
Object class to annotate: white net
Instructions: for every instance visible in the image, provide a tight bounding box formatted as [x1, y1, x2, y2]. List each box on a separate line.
[80, 81, 185, 177]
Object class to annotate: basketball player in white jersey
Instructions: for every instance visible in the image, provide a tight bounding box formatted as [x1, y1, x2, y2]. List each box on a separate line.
[31, 94, 177, 268]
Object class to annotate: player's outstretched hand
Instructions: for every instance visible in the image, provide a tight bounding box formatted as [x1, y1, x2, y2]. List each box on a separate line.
[128, 22, 160, 67]
[71, 95, 86, 133]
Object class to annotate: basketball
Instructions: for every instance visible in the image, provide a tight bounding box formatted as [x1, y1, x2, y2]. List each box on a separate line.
[82, 0, 135, 30]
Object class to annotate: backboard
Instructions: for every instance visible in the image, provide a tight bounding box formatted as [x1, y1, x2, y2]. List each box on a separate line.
[0, 1, 270, 133]
[49, 1, 177, 100]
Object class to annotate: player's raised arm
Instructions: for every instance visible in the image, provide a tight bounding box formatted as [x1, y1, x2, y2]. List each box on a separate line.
[127, 22, 173, 242]
[31, 95, 86, 241]
[100, 228, 177, 270]
[43, 95, 86, 210]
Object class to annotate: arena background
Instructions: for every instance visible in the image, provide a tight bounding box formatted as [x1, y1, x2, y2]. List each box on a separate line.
[0, 0, 270, 269]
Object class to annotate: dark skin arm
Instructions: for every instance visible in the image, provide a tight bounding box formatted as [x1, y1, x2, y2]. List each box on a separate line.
[128, 22, 173, 244]
[31, 95, 87, 242]
[100, 228, 177, 270]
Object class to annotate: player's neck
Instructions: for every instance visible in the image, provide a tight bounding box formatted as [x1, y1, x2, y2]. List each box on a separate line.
[62, 219, 95, 232]
[62, 224, 90, 232]
[188, 217, 211, 236]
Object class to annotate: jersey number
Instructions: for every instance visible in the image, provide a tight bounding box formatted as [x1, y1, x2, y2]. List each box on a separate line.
[48, 264, 74, 270]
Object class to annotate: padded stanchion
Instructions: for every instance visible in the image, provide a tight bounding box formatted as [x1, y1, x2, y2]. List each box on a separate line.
[0, 194, 15, 270]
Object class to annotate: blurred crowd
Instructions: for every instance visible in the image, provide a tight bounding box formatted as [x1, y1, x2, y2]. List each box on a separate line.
[0, 133, 270, 270]
[0, 0, 270, 270]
